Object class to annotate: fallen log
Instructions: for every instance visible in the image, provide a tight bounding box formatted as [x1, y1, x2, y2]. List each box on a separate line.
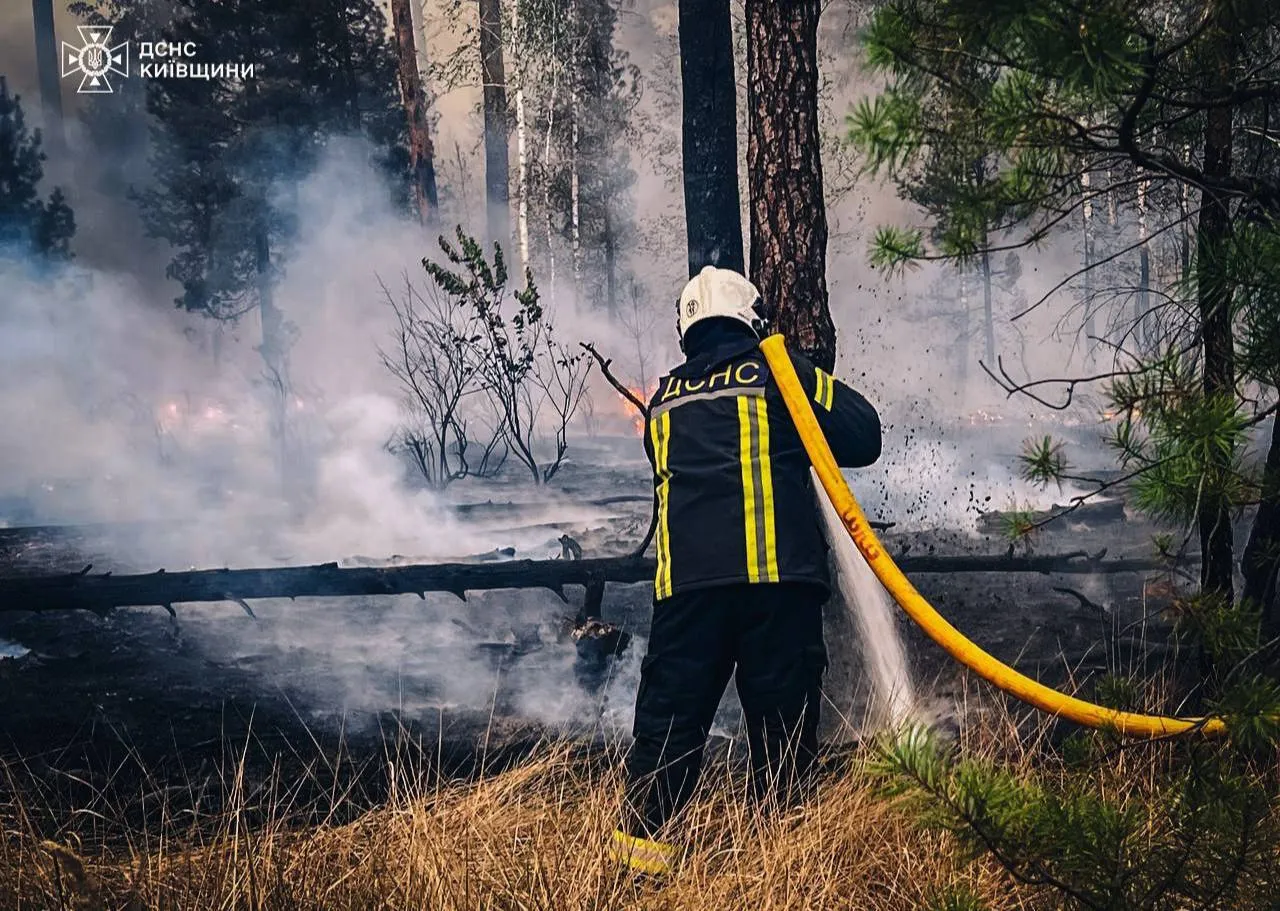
[0, 548, 1195, 615]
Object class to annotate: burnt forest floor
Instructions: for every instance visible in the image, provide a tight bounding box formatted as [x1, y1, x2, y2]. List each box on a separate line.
[0, 433, 1213, 844]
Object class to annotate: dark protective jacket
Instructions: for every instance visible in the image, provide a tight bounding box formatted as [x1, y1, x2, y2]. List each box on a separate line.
[643, 327, 882, 600]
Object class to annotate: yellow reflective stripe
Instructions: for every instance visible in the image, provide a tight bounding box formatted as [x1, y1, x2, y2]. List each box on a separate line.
[755, 397, 779, 582]
[651, 412, 673, 599]
[609, 830, 677, 875]
[814, 367, 834, 410]
[738, 396, 760, 583]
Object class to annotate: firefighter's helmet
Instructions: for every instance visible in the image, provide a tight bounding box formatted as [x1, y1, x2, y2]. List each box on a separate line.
[676, 266, 768, 350]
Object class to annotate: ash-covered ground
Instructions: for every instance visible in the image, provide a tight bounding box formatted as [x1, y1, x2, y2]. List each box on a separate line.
[0, 428, 1193, 838]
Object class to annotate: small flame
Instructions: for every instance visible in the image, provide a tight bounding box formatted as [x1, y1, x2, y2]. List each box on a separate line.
[617, 385, 654, 436]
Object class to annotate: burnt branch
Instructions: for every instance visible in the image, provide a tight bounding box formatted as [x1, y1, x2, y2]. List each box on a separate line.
[580, 342, 650, 417]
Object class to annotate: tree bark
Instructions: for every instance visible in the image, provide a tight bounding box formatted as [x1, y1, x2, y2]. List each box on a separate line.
[391, 0, 439, 226]
[478, 0, 510, 246]
[678, 0, 745, 276]
[1242, 416, 1280, 634]
[1195, 9, 1239, 600]
[746, 0, 836, 372]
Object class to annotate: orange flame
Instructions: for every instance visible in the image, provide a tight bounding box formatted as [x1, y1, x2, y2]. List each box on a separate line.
[614, 384, 655, 436]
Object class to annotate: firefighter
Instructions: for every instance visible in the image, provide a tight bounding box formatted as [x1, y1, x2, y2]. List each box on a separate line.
[609, 265, 883, 877]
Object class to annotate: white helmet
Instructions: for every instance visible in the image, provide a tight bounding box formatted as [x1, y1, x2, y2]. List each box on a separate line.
[676, 266, 768, 349]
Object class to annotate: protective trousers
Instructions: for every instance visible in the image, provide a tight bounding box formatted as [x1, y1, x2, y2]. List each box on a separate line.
[621, 582, 828, 840]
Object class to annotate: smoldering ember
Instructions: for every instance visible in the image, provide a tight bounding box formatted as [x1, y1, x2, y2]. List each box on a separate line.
[2, 0, 1279, 908]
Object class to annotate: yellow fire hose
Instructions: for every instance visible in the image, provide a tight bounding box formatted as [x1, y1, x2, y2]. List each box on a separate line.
[758, 334, 1225, 738]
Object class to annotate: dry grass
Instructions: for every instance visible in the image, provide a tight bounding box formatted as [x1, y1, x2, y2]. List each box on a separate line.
[10, 663, 1262, 911]
[1, 724, 1038, 911]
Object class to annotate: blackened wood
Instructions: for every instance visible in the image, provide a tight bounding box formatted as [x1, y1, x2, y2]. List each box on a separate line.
[0, 550, 1194, 615]
[678, 0, 745, 276]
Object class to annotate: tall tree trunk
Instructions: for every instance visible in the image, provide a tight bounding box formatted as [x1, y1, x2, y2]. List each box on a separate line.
[1195, 10, 1239, 600]
[570, 0, 582, 304]
[678, 0, 744, 277]
[391, 0, 439, 226]
[478, 0, 510, 246]
[542, 17, 562, 303]
[1137, 174, 1150, 346]
[1242, 415, 1280, 636]
[980, 247, 995, 367]
[1180, 143, 1193, 280]
[975, 159, 994, 366]
[571, 82, 582, 300]
[603, 202, 618, 315]
[511, 0, 530, 275]
[1081, 169, 1096, 367]
[255, 223, 290, 491]
[957, 268, 970, 394]
[746, 0, 835, 371]
[31, 0, 64, 158]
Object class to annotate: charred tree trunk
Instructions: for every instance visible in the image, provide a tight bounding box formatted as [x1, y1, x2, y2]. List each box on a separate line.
[1137, 174, 1150, 346]
[746, 0, 836, 372]
[678, 0, 744, 276]
[1195, 12, 1239, 601]
[478, 0, 510, 246]
[1243, 416, 1280, 635]
[391, 0, 439, 226]
[31, 0, 64, 157]
[0, 549, 1190, 616]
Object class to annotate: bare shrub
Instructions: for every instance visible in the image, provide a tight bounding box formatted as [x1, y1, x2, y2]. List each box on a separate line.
[378, 273, 507, 489]
[423, 228, 592, 485]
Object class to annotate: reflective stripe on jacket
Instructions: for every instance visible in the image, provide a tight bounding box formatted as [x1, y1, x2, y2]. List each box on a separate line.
[644, 337, 881, 600]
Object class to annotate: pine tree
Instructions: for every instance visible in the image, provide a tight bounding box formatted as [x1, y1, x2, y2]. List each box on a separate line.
[848, 4, 1280, 902]
[848, 0, 1280, 627]
[0, 82, 74, 261]
[135, 0, 408, 333]
[746, 0, 836, 371]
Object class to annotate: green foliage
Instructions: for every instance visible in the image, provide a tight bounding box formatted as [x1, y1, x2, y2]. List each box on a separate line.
[991, 498, 1039, 549]
[128, 0, 408, 319]
[872, 724, 1280, 911]
[868, 226, 925, 275]
[1210, 677, 1280, 753]
[421, 228, 591, 484]
[1092, 674, 1143, 714]
[1103, 357, 1254, 527]
[0, 88, 75, 261]
[1225, 221, 1280, 389]
[1018, 435, 1069, 489]
[923, 883, 990, 911]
